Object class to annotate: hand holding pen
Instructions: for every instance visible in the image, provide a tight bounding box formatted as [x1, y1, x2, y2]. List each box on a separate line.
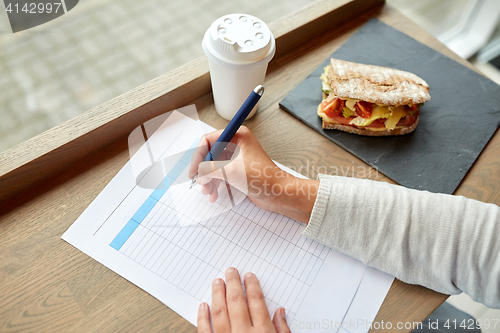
[187, 122, 318, 223]
[189, 85, 265, 189]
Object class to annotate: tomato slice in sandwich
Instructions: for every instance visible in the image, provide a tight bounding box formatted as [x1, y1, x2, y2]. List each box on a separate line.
[321, 98, 345, 118]
[355, 101, 372, 118]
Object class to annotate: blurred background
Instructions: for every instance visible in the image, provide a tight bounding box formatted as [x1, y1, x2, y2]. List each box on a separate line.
[0, 0, 500, 153]
[1, 0, 500, 328]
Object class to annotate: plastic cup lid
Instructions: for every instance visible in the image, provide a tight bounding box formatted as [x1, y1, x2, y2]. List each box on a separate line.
[202, 13, 275, 69]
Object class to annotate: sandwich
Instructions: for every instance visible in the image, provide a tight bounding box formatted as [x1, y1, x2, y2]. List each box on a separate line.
[318, 58, 431, 136]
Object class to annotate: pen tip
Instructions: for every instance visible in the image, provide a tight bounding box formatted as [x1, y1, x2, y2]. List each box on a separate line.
[189, 176, 197, 189]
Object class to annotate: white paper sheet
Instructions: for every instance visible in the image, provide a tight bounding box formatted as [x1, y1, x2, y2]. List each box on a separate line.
[340, 267, 394, 333]
[62, 110, 393, 332]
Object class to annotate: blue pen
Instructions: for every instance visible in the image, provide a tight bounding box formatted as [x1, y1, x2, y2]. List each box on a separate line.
[190, 85, 265, 188]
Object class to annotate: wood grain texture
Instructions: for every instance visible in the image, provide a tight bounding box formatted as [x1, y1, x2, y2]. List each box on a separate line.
[1, 1, 498, 332]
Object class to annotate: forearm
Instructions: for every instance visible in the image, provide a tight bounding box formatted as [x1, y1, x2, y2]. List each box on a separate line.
[273, 177, 319, 224]
[303, 175, 500, 308]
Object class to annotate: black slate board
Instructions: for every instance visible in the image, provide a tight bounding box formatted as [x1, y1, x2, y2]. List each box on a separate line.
[279, 18, 500, 194]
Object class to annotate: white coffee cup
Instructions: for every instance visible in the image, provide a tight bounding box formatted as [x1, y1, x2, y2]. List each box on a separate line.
[202, 14, 276, 121]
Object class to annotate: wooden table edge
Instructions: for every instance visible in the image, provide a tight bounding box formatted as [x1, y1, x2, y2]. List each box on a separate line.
[0, 0, 385, 203]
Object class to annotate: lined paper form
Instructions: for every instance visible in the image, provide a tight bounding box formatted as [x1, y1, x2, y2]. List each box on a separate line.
[63, 109, 393, 332]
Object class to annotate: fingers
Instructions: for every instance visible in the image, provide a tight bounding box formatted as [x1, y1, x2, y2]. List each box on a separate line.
[244, 272, 273, 328]
[208, 179, 223, 203]
[225, 267, 252, 329]
[188, 130, 224, 179]
[201, 181, 214, 196]
[211, 278, 231, 333]
[197, 303, 212, 333]
[273, 307, 291, 333]
[198, 161, 231, 180]
[189, 136, 210, 179]
[197, 160, 232, 203]
[200, 178, 223, 203]
[188, 126, 251, 179]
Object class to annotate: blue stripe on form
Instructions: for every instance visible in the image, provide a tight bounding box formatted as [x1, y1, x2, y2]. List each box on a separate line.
[110, 139, 199, 250]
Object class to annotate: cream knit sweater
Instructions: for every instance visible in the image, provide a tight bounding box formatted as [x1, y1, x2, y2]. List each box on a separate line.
[303, 175, 500, 309]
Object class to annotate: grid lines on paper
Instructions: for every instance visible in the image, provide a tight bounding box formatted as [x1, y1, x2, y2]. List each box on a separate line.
[112, 161, 331, 319]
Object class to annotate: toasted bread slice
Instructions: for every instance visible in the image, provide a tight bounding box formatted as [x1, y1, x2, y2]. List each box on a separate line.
[327, 58, 430, 106]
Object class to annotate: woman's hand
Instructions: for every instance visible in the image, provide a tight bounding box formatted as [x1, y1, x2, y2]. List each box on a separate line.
[188, 126, 319, 223]
[197, 267, 291, 333]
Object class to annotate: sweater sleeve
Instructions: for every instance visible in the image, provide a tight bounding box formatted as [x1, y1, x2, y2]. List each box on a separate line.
[303, 174, 500, 309]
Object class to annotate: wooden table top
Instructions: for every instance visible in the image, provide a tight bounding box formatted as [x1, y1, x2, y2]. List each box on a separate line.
[1, 0, 498, 332]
